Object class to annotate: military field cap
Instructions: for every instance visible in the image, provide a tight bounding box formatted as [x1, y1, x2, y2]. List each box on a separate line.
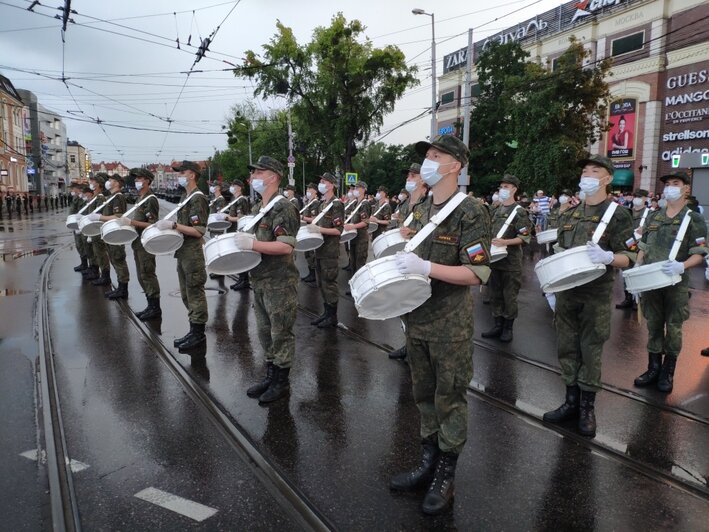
[660, 171, 690, 184]
[633, 188, 649, 197]
[407, 163, 422, 174]
[561, 188, 573, 197]
[70, 182, 82, 189]
[378, 186, 388, 194]
[130, 167, 154, 181]
[400, 188, 410, 195]
[91, 172, 108, 185]
[500, 174, 520, 188]
[248, 155, 284, 177]
[172, 160, 201, 175]
[355, 180, 367, 190]
[284, 184, 296, 192]
[231, 179, 245, 188]
[415, 134, 469, 166]
[82, 185, 92, 193]
[320, 172, 337, 184]
[577, 154, 614, 175]
[111, 173, 124, 183]
[306, 182, 318, 190]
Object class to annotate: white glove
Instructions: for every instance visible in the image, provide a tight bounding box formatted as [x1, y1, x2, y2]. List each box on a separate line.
[662, 260, 685, 276]
[306, 224, 321, 234]
[115, 217, 132, 227]
[545, 292, 556, 312]
[234, 232, 256, 251]
[395, 251, 431, 277]
[586, 241, 614, 265]
[155, 219, 174, 231]
[214, 213, 228, 221]
[86, 213, 101, 222]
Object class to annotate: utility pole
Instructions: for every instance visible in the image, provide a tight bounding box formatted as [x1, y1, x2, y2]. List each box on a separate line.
[287, 108, 295, 186]
[460, 28, 474, 193]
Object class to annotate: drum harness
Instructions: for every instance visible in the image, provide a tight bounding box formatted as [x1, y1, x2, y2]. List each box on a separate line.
[494, 206, 521, 240]
[161, 190, 206, 222]
[122, 194, 157, 219]
[634, 207, 650, 240]
[403, 192, 468, 253]
[239, 194, 286, 233]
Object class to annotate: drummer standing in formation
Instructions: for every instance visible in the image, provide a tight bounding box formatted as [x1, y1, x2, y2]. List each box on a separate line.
[300, 182, 321, 283]
[95, 173, 131, 300]
[226, 179, 252, 291]
[343, 180, 371, 275]
[616, 188, 651, 309]
[369, 186, 392, 240]
[84, 173, 111, 286]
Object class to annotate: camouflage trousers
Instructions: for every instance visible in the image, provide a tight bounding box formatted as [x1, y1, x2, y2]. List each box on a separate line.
[489, 268, 522, 320]
[641, 283, 690, 358]
[316, 258, 339, 306]
[74, 230, 85, 259]
[351, 233, 369, 274]
[176, 254, 208, 324]
[406, 336, 474, 455]
[305, 250, 316, 270]
[91, 237, 110, 271]
[252, 284, 297, 368]
[106, 243, 130, 283]
[83, 234, 95, 265]
[131, 237, 160, 298]
[555, 282, 612, 393]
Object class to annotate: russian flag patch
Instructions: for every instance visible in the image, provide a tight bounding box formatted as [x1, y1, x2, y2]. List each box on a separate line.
[696, 236, 707, 246]
[625, 236, 638, 251]
[466, 243, 487, 263]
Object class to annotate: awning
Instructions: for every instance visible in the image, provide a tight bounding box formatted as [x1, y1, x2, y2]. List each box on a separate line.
[611, 168, 634, 187]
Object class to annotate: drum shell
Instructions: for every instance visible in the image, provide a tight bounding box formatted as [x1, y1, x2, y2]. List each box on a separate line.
[204, 233, 262, 274]
[489, 244, 508, 263]
[340, 229, 356, 243]
[534, 245, 606, 293]
[536, 228, 558, 244]
[66, 214, 81, 230]
[372, 229, 407, 259]
[622, 262, 681, 294]
[79, 217, 103, 237]
[207, 213, 232, 231]
[141, 225, 184, 256]
[237, 215, 256, 232]
[367, 221, 378, 234]
[295, 226, 324, 252]
[348, 255, 431, 320]
[101, 218, 138, 245]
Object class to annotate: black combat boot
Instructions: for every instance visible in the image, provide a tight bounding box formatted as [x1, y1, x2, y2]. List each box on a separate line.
[656, 356, 677, 393]
[301, 268, 316, 283]
[138, 297, 162, 320]
[83, 265, 99, 281]
[74, 257, 88, 272]
[421, 452, 458, 515]
[615, 291, 634, 309]
[634, 353, 662, 387]
[578, 390, 597, 437]
[230, 273, 250, 291]
[258, 366, 290, 403]
[390, 437, 439, 492]
[543, 385, 580, 423]
[481, 316, 504, 339]
[91, 269, 111, 286]
[106, 282, 128, 300]
[178, 323, 206, 350]
[247, 362, 275, 398]
[310, 308, 328, 326]
[388, 345, 407, 360]
[317, 304, 338, 328]
[174, 324, 194, 347]
[499, 318, 514, 343]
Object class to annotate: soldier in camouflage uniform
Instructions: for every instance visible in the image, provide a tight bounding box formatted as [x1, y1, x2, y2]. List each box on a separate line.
[369, 186, 392, 240]
[309, 172, 344, 328]
[78, 186, 97, 276]
[481, 174, 531, 343]
[93, 174, 131, 300]
[284, 184, 301, 210]
[389, 135, 491, 516]
[226, 179, 252, 291]
[160, 161, 210, 351]
[237, 156, 300, 404]
[546, 188, 573, 230]
[633, 172, 708, 393]
[342, 187, 358, 273]
[81, 173, 112, 286]
[542, 155, 636, 438]
[389, 188, 409, 230]
[343, 181, 371, 274]
[126, 168, 162, 320]
[69, 183, 89, 273]
[300, 182, 320, 283]
[616, 188, 650, 309]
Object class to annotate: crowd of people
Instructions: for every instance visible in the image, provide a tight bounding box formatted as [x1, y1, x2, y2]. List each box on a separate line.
[0, 191, 71, 220]
[50, 135, 708, 516]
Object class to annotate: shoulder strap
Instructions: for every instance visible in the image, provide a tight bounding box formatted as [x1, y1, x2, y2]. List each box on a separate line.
[240, 194, 285, 232]
[495, 206, 520, 239]
[668, 210, 693, 261]
[123, 194, 156, 218]
[78, 196, 99, 214]
[591, 201, 618, 244]
[90, 192, 118, 214]
[372, 202, 388, 218]
[312, 198, 338, 225]
[162, 190, 205, 220]
[219, 195, 242, 214]
[299, 198, 317, 214]
[404, 193, 467, 252]
[345, 201, 365, 223]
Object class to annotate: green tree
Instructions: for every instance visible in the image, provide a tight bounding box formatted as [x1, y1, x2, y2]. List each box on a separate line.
[234, 14, 419, 172]
[352, 142, 418, 193]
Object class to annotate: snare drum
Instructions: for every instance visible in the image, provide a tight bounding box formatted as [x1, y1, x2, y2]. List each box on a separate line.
[207, 213, 232, 231]
[534, 245, 606, 293]
[489, 244, 508, 263]
[295, 226, 324, 252]
[204, 233, 261, 274]
[367, 221, 378, 234]
[141, 224, 184, 255]
[237, 215, 255, 232]
[78, 216, 103, 237]
[101, 218, 138, 245]
[66, 214, 82, 230]
[340, 229, 356, 243]
[348, 255, 431, 320]
[536, 228, 558, 244]
[372, 229, 408, 259]
[623, 262, 681, 294]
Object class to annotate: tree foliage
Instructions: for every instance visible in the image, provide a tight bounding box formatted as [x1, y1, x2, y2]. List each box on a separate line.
[351, 142, 419, 194]
[234, 14, 419, 172]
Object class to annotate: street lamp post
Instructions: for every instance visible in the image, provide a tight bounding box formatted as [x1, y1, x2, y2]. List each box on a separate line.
[413, 8, 436, 139]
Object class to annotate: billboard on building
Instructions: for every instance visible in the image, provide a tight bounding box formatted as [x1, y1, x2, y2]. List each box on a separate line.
[607, 98, 636, 158]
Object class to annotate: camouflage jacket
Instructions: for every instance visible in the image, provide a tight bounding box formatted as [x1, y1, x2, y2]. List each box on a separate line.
[132, 193, 159, 235]
[102, 191, 127, 217]
[228, 195, 250, 218]
[490, 202, 531, 271]
[315, 196, 344, 259]
[175, 189, 209, 258]
[349, 199, 371, 238]
[210, 195, 226, 214]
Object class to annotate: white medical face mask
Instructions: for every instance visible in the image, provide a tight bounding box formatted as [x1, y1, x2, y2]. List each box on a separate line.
[229, 186, 236, 195]
[559, 194, 569, 205]
[579, 191, 586, 201]
[405, 181, 417, 193]
[89, 183, 96, 191]
[579, 177, 601, 196]
[70, 191, 76, 197]
[318, 183, 328, 195]
[347, 191, 354, 199]
[105, 179, 114, 190]
[427, 190, 433, 197]
[135, 181, 144, 191]
[420, 158, 452, 187]
[209, 186, 216, 194]
[353, 190, 361, 198]
[306, 191, 313, 199]
[492, 193, 499, 202]
[178, 176, 188, 187]
[658, 198, 667, 208]
[498, 188, 511, 201]
[251, 179, 265, 194]
[632, 197, 644, 207]
[375, 193, 381, 201]
[398, 194, 406, 202]
[664, 186, 682, 201]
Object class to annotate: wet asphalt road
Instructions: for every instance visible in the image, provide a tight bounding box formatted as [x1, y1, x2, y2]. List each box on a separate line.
[1, 205, 708, 530]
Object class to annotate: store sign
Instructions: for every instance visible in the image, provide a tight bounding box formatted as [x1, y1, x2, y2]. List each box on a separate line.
[571, 0, 624, 24]
[480, 17, 549, 51]
[607, 98, 636, 159]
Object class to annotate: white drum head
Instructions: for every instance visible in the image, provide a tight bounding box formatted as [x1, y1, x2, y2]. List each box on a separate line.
[367, 222, 378, 233]
[204, 234, 261, 274]
[340, 230, 356, 243]
[489, 244, 508, 263]
[102, 225, 138, 245]
[207, 213, 231, 231]
[372, 229, 407, 259]
[622, 262, 681, 294]
[79, 219, 103, 237]
[534, 245, 606, 293]
[536, 229, 557, 244]
[295, 226, 324, 252]
[141, 226, 183, 255]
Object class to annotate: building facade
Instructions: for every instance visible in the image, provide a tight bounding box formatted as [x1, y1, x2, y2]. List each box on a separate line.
[437, 0, 709, 205]
[67, 140, 88, 184]
[0, 75, 28, 193]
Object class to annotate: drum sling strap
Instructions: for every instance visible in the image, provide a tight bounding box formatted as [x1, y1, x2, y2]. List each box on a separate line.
[495, 206, 520, 239]
[345, 201, 366, 224]
[122, 194, 156, 218]
[89, 192, 119, 214]
[161, 190, 206, 221]
[77, 196, 99, 214]
[634, 208, 650, 240]
[299, 198, 318, 215]
[404, 192, 468, 253]
[311, 197, 339, 226]
[590, 201, 618, 244]
[668, 210, 693, 261]
[219, 195, 246, 214]
[240, 194, 286, 233]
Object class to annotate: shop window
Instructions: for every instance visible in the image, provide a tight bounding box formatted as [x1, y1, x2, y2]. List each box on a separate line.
[611, 31, 644, 57]
[440, 90, 456, 105]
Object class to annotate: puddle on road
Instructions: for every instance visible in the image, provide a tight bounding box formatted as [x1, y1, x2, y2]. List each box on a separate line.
[0, 288, 34, 297]
[1, 248, 52, 262]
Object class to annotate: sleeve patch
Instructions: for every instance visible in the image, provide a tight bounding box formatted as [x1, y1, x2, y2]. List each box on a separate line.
[333, 217, 343, 227]
[274, 224, 287, 237]
[518, 226, 529, 236]
[466, 242, 487, 263]
[625, 236, 638, 252]
[190, 215, 200, 225]
[696, 236, 707, 246]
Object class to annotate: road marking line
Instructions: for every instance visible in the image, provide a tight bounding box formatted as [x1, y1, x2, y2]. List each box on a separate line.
[134, 487, 218, 522]
[20, 449, 89, 472]
[20, 449, 46, 463]
[594, 433, 628, 454]
[514, 399, 546, 418]
[68, 459, 90, 473]
[468, 379, 486, 392]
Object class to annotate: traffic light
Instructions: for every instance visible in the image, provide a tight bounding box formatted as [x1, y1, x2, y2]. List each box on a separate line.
[671, 154, 681, 168]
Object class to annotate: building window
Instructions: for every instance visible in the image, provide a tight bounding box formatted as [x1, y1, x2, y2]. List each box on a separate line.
[611, 31, 644, 57]
[70, 154, 76, 163]
[551, 57, 561, 71]
[440, 90, 455, 105]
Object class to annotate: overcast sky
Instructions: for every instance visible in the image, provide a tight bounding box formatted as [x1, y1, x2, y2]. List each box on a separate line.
[0, 0, 563, 168]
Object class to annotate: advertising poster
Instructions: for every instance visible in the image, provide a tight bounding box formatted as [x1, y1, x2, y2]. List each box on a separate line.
[607, 98, 636, 158]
